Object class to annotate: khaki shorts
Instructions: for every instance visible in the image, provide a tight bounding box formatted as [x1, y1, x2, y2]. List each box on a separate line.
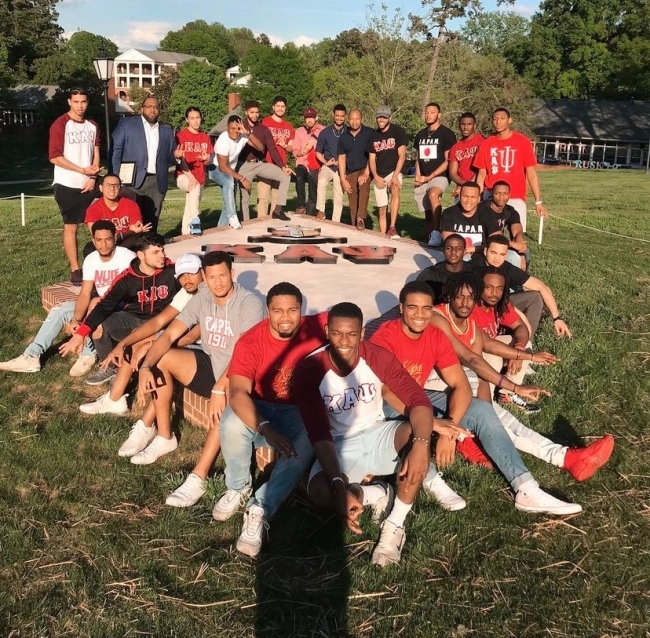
[373, 171, 403, 207]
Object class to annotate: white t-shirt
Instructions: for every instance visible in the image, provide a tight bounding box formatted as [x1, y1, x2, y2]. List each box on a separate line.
[169, 287, 194, 312]
[215, 132, 249, 170]
[82, 246, 135, 297]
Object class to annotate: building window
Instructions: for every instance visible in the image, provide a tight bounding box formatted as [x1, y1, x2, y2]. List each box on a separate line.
[129, 63, 140, 75]
[142, 64, 152, 75]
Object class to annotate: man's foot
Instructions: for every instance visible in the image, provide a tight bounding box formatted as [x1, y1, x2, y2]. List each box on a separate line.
[228, 214, 242, 229]
[166, 473, 208, 507]
[69, 354, 97, 378]
[0, 353, 41, 373]
[189, 216, 202, 235]
[79, 391, 129, 416]
[70, 269, 83, 286]
[315, 211, 326, 220]
[387, 226, 398, 239]
[422, 469, 466, 511]
[371, 520, 405, 567]
[515, 481, 582, 515]
[130, 434, 178, 465]
[118, 419, 157, 457]
[271, 210, 291, 221]
[295, 206, 307, 215]
[356, 218, 366, 230]
[456, 437, 494, 469]
[367, 480, 395, 524]
[428, 230, 443, 247]
[212, 485, 253, 521]
[236, 504, 268, 557]
[498, 391, 541, 415]
[563, 435, 614, 482]
[85, 367, 117, 386]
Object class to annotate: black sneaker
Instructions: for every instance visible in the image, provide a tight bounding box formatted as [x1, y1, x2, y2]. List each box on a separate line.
[70, 269, 83, 286]
[272, 210, 290, 221]
[498, 391, 541, 415]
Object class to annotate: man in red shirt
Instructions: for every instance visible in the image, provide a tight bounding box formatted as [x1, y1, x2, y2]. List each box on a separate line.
[448, 112, 485, 197]
[474, 107, 548, 232]
[214, 282, 327, 557]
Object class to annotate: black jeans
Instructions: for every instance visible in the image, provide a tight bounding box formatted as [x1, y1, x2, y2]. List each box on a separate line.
[295, 165, 318, 214]
[94, 311, 145, 360]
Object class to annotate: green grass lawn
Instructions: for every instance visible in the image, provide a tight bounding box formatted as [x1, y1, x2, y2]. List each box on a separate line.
[0, 170, 649, 637]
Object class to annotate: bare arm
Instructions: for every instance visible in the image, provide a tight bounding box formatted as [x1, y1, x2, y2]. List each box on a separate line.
[525, 166, 548, 219]
[522, 276, 572, 337]
[476, 167, 487, 192]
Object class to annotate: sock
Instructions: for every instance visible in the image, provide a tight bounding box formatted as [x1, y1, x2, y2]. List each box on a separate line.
[360, 483, 387, 506]
[386, 497, 412, 528]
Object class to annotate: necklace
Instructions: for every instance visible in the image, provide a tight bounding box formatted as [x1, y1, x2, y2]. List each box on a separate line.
[332, 126, 343, 138]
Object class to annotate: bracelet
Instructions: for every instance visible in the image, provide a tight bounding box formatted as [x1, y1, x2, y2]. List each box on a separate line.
[211, 389, 226, 395]
[412, 436, 430, 445]
[534, 200, 543, 205]
[330, 476, 345, 488]
[497, 374, 506, 389]
[257, 420, 270, 435]
[552, 316, 564, 322]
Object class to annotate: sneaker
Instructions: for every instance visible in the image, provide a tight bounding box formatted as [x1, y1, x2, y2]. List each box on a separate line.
[371, 520, 406, 567]
[130, 434, 178, 465]
[456, 437, 494, 469]
[166, 473, 207, 507]
[0, 353, 41, 373]
[515, 481, 582, 515]
[498, 391, 541, 415]
[189, 216, 202, 235]
[228, 214, 242, 230]
[272, 210, 291, 221]
[212, 485, 253, 521]
[69, 354, 97, 378]
[118, 419, 157, 457]
[368, 480, 395, 524]
[70, 269, 83, 286]
[236, 504, 268, 557]
[422, 469, 466, 511]
[85, 367, 117, 386]
[79, 391, 128, 416]
[428, 230, 443, 247]
[356, 218, 365, 230]
[563, 435, 614, 482]
[387, 226, 398, 239]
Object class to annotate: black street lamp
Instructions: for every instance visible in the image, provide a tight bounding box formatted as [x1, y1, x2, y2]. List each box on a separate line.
[92, 48, 115, 155]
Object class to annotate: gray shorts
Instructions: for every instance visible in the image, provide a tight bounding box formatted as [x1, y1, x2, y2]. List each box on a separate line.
[413, 176, 450, 212]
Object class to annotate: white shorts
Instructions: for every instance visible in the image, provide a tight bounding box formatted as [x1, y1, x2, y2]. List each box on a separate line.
[414, 176, 450, 212]
[309, 420, 402, 484]
[373, 171, 403, 207]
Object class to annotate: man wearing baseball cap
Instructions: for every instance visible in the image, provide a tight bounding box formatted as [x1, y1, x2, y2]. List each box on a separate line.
[293, 107, 324, 216]
[368, 106, 408, 238]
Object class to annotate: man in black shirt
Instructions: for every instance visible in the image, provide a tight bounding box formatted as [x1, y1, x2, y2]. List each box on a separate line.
[440, 182, 486, 256]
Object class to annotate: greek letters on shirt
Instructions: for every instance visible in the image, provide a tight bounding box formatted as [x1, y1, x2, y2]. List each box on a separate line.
[490, 146, 517, 175]
[136, 286, 170, 304]
[66, 129, 96, 145]
[181, 140, 209, 154]
[266, 125, 292, 145]
[205, 315, 234, 349]
[372, 138, 396, 153]
[323, 382, 377, 414]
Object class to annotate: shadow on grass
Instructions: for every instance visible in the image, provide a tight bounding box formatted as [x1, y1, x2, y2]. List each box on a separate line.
[550, 414, 586, 448]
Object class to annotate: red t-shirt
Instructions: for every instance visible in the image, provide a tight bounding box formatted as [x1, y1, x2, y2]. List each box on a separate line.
[471, 302, 520, 339]
[85, 197, 142, 237]
[472, 131, 536, 199]
[174, 128, 211, 184]
[261, 116, 295, 165]
[433, 304, 479, 351]
[228, 312, 328, 404]
[448, 133, 485, 183]
[369, 318, 458, 386]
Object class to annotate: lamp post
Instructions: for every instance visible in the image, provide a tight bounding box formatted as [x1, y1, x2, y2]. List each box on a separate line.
[92, 48, 114, 156]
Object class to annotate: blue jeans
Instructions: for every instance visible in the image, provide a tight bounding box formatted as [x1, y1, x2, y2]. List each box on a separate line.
[25, 301, 95, 358]
[219, 400, 315, 518]
[208, 166, 236, 226]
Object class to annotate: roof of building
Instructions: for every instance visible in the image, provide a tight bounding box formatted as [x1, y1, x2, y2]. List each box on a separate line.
[115, 49, 208, 64]
[531, 99, 650, 143]
[9, 85, 58, 109]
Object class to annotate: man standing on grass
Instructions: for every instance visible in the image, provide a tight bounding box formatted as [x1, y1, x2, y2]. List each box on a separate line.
[49, 87, 101, 285]
[315, 103, 347, 221]
[448, 112, 485, 196]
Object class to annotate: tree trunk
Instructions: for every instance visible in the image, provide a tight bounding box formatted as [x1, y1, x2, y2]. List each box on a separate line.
[422, 25, 446, 112]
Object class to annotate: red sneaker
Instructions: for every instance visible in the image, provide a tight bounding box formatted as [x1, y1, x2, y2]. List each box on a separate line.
[563, 434, 615, 482]
[456, 437, 494, 469]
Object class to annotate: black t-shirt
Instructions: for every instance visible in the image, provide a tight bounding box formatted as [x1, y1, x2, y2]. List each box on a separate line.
[478, 200, 522, 239]
[417, 262, 473, 304]
[413, 125, 457, 177]
[337, 125, 375, 173]
[441, 204, 486, 249]
[368, 124, 408, 177]
[470, 253, 530, 287]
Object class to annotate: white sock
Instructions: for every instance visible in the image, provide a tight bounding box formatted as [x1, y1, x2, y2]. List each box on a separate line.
[360, 483, 387, 506]
[386, 497, 412, 528]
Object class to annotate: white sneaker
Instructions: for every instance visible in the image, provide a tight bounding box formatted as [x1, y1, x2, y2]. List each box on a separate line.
[166, 473, 207, 508]
[236, 504, 268, 557]
[369, 480, 395, 524]
[118, 419, 157, 457]
[79, 392, 129, 416]
[69, 354, 97, 377]
[371, 520, 406, 567]
[212, 485, 253, 521]
[0, 353, 41, 373]
[228, 215, 242, 229]
[515, 481, 583, 515]
[428, 230, 443, 247]
[422, 469, 466, 511]
[130, 434, 178, 465]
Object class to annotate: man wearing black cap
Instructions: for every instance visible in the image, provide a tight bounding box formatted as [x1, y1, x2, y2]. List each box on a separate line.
[293, 107, 324, 216]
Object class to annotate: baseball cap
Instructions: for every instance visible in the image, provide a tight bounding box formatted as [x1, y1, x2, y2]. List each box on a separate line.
[376, 105, 392, 118]
[303, 107, 317, 118]
[174, 253, 202, 278]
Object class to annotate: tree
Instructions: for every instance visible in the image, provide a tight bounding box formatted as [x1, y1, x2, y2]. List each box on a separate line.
[66, 31, 119, 68]
[159, 21, 237, 69]
[459, 11, 529, 56]
[229, 27, 259, 62]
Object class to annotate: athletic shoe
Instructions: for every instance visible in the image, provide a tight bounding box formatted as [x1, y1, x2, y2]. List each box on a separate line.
[428, 230, 443, 247]
[228, 215, 242, 230]
[368, 480, 395, 524]
[456, 437, 494, 469]
[498, 391, 541, 415]
[70, 269, 83, 286]
[515, 481, 582, 515]
[79, 391, 129, 416]
[422, 469, 466, 511]
[387, 226, 398, 239]
[272, 210, 291, 221]
[189, 216, 202, 235]
[356, 218, 366, 230]
[166, 473, 207, 507]
[118, 419, 156, 457]
[371, 520, 406, 567]
[212, 485, 253, 521]
[236, 504, 268, 557]
[0, 353, 41, 373]
[69, 354, 97, 378]
[563, 435, 614, 482]
[85, 367, 117, 386]
[130, 434, 178, 465]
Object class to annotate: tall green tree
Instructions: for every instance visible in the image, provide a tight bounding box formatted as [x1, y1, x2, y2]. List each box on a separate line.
[159, 21, 237, 69]
[459, 11, 529, 56]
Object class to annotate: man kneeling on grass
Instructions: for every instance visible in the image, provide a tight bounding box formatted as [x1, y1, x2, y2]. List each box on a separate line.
[294, 302, 469, 566]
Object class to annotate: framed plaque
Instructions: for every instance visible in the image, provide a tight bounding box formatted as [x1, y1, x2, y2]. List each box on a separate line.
[118, 161, 136, 186]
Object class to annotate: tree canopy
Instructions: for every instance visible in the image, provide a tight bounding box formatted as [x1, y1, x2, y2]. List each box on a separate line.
[159, 21, 238, 69]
